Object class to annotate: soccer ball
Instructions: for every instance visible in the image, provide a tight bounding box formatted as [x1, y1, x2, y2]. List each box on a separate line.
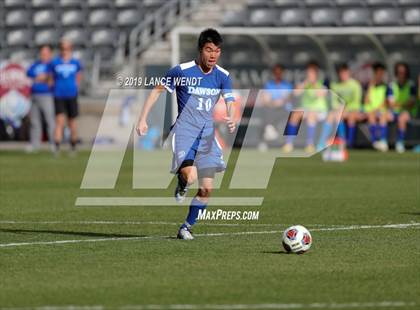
[282, 225, 312, 254]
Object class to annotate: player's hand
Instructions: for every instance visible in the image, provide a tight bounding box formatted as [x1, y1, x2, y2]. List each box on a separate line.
[224, 116, 236, 133]
[35, 73, 48, 82]
[136, 119, 148, 136]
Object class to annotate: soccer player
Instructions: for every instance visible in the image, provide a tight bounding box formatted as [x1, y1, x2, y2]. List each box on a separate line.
[259, 64, 293, 151]
[390, 62, 416, 153]
[136, 29, 236, 240]
[50, 39, 83, 154]
[283, 61, 327, 153]
[364, 62, 393, 152]
[318, 63, 362, 149]
[26, 45, 55, 152]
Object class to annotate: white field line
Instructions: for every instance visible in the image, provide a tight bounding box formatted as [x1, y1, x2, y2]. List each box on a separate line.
[0, 223, 419, 249]
[75, 197, 264, 206]
[0, 221, 342, 227]
[0, 301, 416, 310]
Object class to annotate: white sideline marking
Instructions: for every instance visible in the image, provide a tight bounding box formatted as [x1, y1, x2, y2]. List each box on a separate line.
[0, 301, 416, 310]
[0, 221, 337, 227]
[75, 197, 264, 206]
[0, 223, 419, 249]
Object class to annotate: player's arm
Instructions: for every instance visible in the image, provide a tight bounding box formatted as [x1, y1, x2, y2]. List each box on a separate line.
[406, 85, 416, 109]
[384, 85, 394, 109]
[364, 84, 372, 105]
[136, 84, 166, 136]
[76, 61, 83, 87]
[76, 72, 82, 87]
[225, 100, 236, 133]
[221, 75, 237, 133]
[27, 64, 47, 83]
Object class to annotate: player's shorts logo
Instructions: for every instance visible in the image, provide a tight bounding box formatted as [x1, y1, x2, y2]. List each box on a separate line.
[286, 229, 298, 240]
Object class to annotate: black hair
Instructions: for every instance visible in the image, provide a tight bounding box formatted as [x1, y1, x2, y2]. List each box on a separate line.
[372, 62, 386, 72]
[394, 62, 410, 78]
[39, 44, 52, 50]
[337, 63, 349, 72]
[198, 28, 223, 51]
[273, 63, 284, 70]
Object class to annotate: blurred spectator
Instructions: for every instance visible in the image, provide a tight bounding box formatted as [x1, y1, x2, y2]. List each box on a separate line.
[364, 62, 393, 152]
[50, 39, 83, 154]
[283, 61, 327, 153]
[258, 64, 293, 151]
[319, 63, 363, 149]
[26, 45, 55, 153]
[390, 62, 416, 153]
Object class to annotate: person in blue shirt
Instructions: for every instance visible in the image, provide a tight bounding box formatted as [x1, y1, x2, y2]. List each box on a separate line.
[259, 64, 293, 151]
[136, 29, 236, 240]
[26, 45, 55, 152]
[50, 39, 83, 153]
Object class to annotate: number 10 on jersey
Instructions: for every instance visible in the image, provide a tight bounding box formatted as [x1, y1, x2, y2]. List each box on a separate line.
[197, 97, 213, 112]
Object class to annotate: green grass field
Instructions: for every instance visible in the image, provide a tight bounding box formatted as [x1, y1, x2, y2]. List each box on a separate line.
[0, 149, 419, 310]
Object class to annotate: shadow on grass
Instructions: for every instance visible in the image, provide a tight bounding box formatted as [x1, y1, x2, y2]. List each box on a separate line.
[400, 212, 420, 216]
[0, 228, 145, 238]
[261, 250, 290, 255]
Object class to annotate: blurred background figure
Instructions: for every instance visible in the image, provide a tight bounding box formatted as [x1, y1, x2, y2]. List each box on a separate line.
[258, 64, 293, 152]
[364, 62, 393, 152]
[284, 61, 327, 153]
[322, 63, 363, 149]
[51, 39, 83, 155]
[390, 62, 416, 153]
[26, 45, 55, 153]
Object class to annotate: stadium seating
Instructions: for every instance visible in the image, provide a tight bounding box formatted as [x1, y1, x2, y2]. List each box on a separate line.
[341, 8, 371, 26]
[279, 9, 309, 26]
[223, 0, 420, 27]
[0, 0, 180, 66]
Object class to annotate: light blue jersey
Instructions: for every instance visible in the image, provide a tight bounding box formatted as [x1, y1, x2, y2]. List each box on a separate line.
[163, 60, 235, 174]
[164, 60, 235, 127]
[263, 79, 293, 111]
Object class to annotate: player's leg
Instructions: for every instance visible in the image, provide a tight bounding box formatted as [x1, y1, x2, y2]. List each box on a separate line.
[283, 111, 302, 153]
[172, 131, 201, 203]
[67, 97, 79, 152]
[28, 96, 42, 152]
[54, 98, 66, 152]
[40, 95, 56, 151]
[396, 111, 410, 153]
[317, 110, 337, 151]
[367, 111, 378, 146]
[177, 174, 213, 240]
[175, 163, 197, 203]
[374, 111, 389, 152]
[305, 111, 317, 153]
[346, 111, 359, 148]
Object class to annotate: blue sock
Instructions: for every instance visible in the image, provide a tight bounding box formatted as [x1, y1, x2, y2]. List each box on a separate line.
[397, 129, 405, 142]
[285, 124, 298, 145]
[306, 125, 316, 146]
[285, 123, 299, 136]
[182, 197, 207, 228]
[347, 125, 356, 147]
[337, 121, 345, 139]
[369, 124, 377, 142]
[318, 122, 332, 147]
[380, 125, 388, 141]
